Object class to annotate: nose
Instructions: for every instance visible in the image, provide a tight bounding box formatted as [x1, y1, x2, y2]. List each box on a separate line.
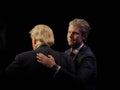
[69, 33, 73, 38]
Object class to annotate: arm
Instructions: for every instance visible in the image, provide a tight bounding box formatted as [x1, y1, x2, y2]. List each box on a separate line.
[75, 56, 97, 83]
[36, 53, 61, 76]
[36, 53, 96, 82]
[36, 53, 77, 80]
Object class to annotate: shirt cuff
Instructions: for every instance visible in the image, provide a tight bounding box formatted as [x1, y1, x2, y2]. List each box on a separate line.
[52, 64, 61, 77]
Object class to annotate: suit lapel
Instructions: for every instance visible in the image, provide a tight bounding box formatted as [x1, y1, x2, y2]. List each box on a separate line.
[73, 45, 87, 64]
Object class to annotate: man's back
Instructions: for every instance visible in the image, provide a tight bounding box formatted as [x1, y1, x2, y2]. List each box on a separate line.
[2, 45, 75, 88]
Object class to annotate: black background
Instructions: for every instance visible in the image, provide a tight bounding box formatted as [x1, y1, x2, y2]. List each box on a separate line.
[0, 1, 119, 89]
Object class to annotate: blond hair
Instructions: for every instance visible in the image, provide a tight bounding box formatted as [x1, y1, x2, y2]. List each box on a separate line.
[29, 24, 55, 47]
[69, 18, 91, 35]
[69, 18, 91, 42]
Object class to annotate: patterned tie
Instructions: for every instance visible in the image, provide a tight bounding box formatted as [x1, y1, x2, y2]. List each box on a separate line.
[70, 51, 75, 59]
[70, 49, 79, 59]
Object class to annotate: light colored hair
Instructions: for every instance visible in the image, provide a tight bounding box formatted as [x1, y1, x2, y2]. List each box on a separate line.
[69, 18, 91, 42]
[29, 24, 55, 47]
[69, 18, 91, 35]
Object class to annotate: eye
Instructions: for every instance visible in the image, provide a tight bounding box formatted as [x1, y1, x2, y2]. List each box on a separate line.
[73, 32, 79, 35]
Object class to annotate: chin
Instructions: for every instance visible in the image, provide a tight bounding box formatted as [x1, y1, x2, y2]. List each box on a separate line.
[68, 43, 73, 46]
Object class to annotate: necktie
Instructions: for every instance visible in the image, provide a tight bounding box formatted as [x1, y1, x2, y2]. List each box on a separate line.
[70, 49, 79, 59]
[70, 51, 75, 59]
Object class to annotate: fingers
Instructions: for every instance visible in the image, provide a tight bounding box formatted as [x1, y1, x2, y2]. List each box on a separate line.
[36, 53, 45, 57]
[36, 53, 54, 62]
[37, 53, 52, 60]
[36, 53, 44, 63]
[37, 59, 42, 63]
[48, 55, 54, 60]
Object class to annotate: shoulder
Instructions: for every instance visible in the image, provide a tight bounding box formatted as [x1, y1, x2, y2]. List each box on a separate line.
[62, 52, 72, 60]
[81, 45, 96, 58]
[60, 52, 73, 64]
[53, 51, 73, 64]
[64, 48, 71, 54]
[15, 50, 35, 60]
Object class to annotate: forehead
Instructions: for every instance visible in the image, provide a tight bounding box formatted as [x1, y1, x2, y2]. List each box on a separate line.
[68, 25, 80, 32]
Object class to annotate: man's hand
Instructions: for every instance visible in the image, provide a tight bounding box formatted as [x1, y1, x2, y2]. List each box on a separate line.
[36, 53, 56, 68]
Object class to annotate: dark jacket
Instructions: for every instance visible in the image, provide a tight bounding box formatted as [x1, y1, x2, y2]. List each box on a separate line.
[0, 45, 75, 89]
[62, 45, 97, 90]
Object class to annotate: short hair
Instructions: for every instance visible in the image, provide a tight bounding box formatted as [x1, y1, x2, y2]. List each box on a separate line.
[29, 24, 55, 46]
[69, 18, 91, 35]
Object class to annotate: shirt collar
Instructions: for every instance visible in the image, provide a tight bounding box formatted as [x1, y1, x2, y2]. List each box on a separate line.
[71, 43, 84, 55]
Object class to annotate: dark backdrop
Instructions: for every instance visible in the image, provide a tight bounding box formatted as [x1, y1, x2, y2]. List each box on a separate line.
[0, 2, 119, 89]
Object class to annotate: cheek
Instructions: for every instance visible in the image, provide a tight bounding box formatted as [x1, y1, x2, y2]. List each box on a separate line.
[74, 35, 80, 39]
[67, 34, 69, 39]
[32, 41, 34, 46]
[77, 36, 83, 42]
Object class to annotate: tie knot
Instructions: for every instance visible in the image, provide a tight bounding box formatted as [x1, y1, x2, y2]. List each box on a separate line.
[70, 49, 79, 59]
[70, 51, 75, 58]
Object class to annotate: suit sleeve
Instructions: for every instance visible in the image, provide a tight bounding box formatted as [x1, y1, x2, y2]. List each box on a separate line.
[55, 56, 97, 84]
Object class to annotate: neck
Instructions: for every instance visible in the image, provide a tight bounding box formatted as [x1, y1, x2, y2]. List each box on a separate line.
[72, 42, 84, 50]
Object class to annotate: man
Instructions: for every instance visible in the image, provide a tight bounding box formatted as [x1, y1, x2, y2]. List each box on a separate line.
[0, 24, 75, 89]
[36, 18, 97, 90]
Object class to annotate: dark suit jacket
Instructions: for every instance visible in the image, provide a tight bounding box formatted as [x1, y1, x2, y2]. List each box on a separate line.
[63, 45, 97, 90]
[0, 45, 75, 89]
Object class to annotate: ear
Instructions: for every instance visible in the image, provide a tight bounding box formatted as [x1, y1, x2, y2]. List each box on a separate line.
[33, 39, 37, 44]
[84, 33, 88, 39]
[32, 38, 37, 50]
[82, 33, 88, 42]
